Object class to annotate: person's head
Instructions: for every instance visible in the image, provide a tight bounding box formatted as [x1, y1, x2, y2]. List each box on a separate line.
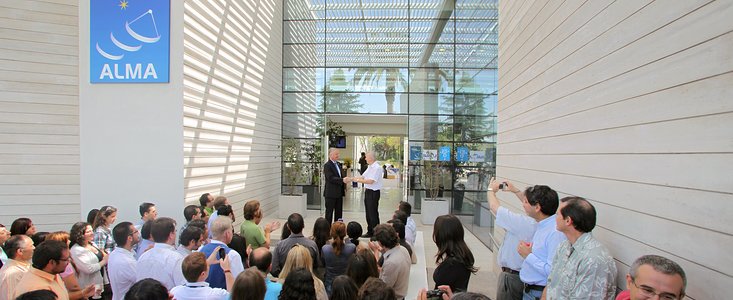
[522, 185, 559, 219]
[184, 204, 202, 222]
[328, 148, 340, 161]
[279, 268, 316, 300]
[281, 223, 292, 240]
[112, 222, 137, 249]
[32, 240, 69, 274]
[210, 215, 234, 243]
[10, 217, 36, 236]
[212, 196, 229, 210]
[187, 219, 207, 237]
[124, 278, 170, 300]
[243, 200, 261, 221]
[365, 152, 376, 164]
[358, 277, 395, 300]
[452, 292, 492, 300]
[346, 248, 379, 287]
[361, 152, 366, 157]
[179, 226, 204, 250]
[92, 205, 118, 229]
[556, 196, 596, 234]
[346, 221, 362, 244]
[140, 220, 154, 241]
[31, 231, 49, 247]
[287, 213, 305, 234]
[249, 247, 273, 273]
[387, 219, 406, 240]
[392, 210, 408, 226]
[86, 209, 99, 225]
[398, 201, 412, 217]
[182, 252, 208, 282]
[217, 204, 235, 221]
[627, 255, 687, 300]
[231, 268, 266, 300]
[15, 290, 58, 300]
[433, 215, 477, 275]
[3, 234, 34, 261]
[151, 217, 176, 244]
[312, 217, 330, 246]
[373, 223, 398, 249]
[0, 224, 8, 245]
[330, 275, 358, 300]
[139, 202, 157, 221]
[279, 244, 315, 281]
[69, 222, 93, 247]
[46, 231, 71, 247]
[199, 193, 213, 207]
[329, 221, 347, 255]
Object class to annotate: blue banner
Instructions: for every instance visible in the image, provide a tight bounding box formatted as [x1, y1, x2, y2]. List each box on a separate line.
[456, 146, 469, 162]
[409, 145, 422, 161]
[438, 146, 451, 161]
[90, 0, 170, 83]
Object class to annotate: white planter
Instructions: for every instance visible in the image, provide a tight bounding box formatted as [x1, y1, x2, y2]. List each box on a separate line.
[279, 194, 307, 219]
[421, 197, 450, 225]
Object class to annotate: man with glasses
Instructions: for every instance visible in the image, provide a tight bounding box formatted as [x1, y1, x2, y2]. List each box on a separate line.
[109, 222, 139, 300]
[615, 255, 687, 300]
[13, 240, 70, 300]
[0, 235, 35, 299]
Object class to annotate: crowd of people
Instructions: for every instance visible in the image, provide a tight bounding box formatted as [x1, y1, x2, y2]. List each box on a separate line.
[0, 179, 688, 300]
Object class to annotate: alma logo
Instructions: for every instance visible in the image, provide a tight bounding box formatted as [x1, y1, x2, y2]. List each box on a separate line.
[99, 63, 157, 80]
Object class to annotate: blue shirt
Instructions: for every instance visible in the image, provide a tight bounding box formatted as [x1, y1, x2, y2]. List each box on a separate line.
[519, 215, 566, 286]
[264, 278, 282, 300]
[207, 211, 219, 239]
[495, 206, 536, 271]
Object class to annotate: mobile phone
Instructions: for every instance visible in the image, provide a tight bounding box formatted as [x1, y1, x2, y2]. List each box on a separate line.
[426, 289, 445, 300]
[498, 182, 507, 190]
[218, 247, 226, 259]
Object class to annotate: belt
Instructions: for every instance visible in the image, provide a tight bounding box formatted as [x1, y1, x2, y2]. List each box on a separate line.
[501, 267, 519, 275]
[365, 189, 380, 192]
[524, 283, 545, 293]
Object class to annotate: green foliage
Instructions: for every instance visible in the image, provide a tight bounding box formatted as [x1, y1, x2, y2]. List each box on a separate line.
[422, 160, 446, 199]
[282, 138, 303, 195]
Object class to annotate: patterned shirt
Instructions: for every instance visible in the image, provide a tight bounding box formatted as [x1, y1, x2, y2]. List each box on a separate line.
[546, 233, 617, 300]
[93, 226, 116, 254]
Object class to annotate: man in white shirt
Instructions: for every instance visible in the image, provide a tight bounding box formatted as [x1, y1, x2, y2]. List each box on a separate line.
[199, 217, 245, 289]
[136, 217, 186, 290]
[0, 235, 34, 300]
[109, 222, 139, 300]
[353, 152, 383, 237]
[398, 201, 417, 245]
[171, 251, 233, 300]
[177, 226, 205, 257]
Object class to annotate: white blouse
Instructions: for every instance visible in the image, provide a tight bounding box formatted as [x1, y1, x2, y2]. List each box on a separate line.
[70, 244, 104, 288]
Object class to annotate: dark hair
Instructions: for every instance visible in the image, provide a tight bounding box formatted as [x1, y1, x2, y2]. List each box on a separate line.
[249, 248, 273, 273]
[182, 252, 207, 282]
[630, 255, 687, 297]
[387, 219, 406, 240]
[86, 209, 99, 225]
[93, 206, 117, 229]
[15, 289, 58, 300]
[199, 193, 211, 207]
[433, 215, 477, 273]
[398, 201, 412, 217]
[187, 219, 206, 231]
[358, 277, 395, 300]
[346, 248, 379, 288]
[559, 197, 596, 233]
[393, 210, 408, 226]
[330, 275, 358, 300]
[10, 218, 33, 236]
[31, 231, 49, 247]
[279, 268, 316, 300]
[124, 278, 169, 300]
[346, 222, 362, 245]
[32, 240, 67, 269]
[373, 224, 398, 249]
[112, 222, 134, 246]
[452, 292, 492, 300]
[311, 217, 330, 254]
[69, 222, 90, 248]
[525, 185, 559, 216]
[139, 203, 155, 217]
[184, 205, 200, 222]
[287, 213, 305, 234]
[329, 221, 347, 256]
[243, 200, 260, 220]
[281, 223, 292, 240]
[217, 204, 234, 218]
[151, 217, 176, 243]
[179, 226, 204, 247]
[231, 268, 266, 300]
[140, 220, 154, 240]
[3, 235, 28, 259]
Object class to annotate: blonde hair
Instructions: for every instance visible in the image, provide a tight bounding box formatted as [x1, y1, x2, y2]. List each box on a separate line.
[278, 244, 326, 299]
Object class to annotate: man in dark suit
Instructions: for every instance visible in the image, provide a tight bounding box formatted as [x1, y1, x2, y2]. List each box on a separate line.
[323, 148, 350, 223]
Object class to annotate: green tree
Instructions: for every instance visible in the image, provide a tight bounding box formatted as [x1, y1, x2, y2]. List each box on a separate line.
[322, 68, 363, 113]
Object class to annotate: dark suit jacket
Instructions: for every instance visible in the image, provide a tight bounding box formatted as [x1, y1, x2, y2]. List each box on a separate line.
[323, 160, 345, 198]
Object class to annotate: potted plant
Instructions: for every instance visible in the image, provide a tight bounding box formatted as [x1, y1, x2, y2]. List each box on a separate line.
[280, 138, 307, 218]
[420, 159, 450, 225]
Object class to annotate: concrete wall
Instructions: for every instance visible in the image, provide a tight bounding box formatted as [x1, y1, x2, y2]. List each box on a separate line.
[496, 1, 733, 299]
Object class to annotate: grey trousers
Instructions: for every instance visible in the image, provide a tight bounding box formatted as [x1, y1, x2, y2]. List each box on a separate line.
[496, 271, 524, 300]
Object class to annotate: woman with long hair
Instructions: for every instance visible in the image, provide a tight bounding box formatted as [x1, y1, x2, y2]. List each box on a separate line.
[329, 275, 358, 300]
[277, 245, 327, 300]
[47, 231, 95, 300]
[309, 217, 330, 278]
[278, 268, 315, 300]
[92, 206, 117, 254]
[230, 268, 266, 300]
[69, 222, 109, 297]
[432, 214, 478, 293]
[10, 218, 36, 237]
[345, 248, 379, 288]
[321, 221, 356, 295]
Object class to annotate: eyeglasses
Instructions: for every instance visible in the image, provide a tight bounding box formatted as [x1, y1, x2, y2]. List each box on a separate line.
[56, 257, 71, 262]
[631, 278, 679, 300]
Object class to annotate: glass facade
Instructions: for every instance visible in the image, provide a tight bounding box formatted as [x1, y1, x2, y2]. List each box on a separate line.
[282, 0, 498, 247]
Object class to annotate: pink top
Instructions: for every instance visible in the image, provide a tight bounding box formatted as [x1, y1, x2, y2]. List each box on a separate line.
[60, 263, 75, 278]
[615, 290, 630, 300]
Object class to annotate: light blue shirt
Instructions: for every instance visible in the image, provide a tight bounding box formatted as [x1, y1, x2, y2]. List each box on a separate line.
[519, 215, 566, 286]
[495, 206, 536, 271]
[264, 278, 283, 300]
[207, 211, 219, 239]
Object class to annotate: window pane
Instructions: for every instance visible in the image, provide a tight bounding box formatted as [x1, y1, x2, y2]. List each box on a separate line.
[453, 116, 496, 143]
[326, 20, 409, 43]
[454, 94, 495, 116]
[455, 0, 498, 19]
[409, 115, 452, 141]
[326, 44, 409, 68]
[410, 19, 454, 43]
[284, 68, 325, 92]
[455, 69, 496, 94]
[409, 68, 454, 93]
[455, 44, 497, 68]
[456, 20, 498, 44]
[283, 92, 323, 113]
[285, 0, 324, 20]
[326, 0, 408, 19]
[284, 44, 325, 67]
[409, 94, 453, 115]
[410, 0, 455, 19]
[410, 44, 454, 68]
[283, 113, 323, 138]
[284, 20, 325, 43]
[325, 92, 406, 114]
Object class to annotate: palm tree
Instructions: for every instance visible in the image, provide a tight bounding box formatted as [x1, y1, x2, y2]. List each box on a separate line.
[350, 68, 408, 114]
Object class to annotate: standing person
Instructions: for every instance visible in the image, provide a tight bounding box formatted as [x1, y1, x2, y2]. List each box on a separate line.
[199, 193, 215, 220]
[134, 203, 157, 232]
[353, 152, 382, 237]
[615, 255, 686, 300]
[0, 235, 34, 299]
[69, 222, 108, 296]
[487, 178, 537, 300]
[207, 196, 230, 239]
[199, 217, 246, 289]
[92, 206, 118, 254]
[358, 152, 368, 175]
[0, 224, 9, 266]
[13, 240, 71, 300]
[240, 200, 280, 249]
[108, 222, 139, 300]
[135, 217, 186, 290]
[177, 226, 205, 257]
[323, 148, 350, 224]
[432, 215, 477, 293]
[47, 231, 96, 300]
[545, 197, 616, 299]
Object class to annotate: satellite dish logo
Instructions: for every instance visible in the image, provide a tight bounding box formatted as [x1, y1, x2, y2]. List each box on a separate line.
[90, 0, 170, 83]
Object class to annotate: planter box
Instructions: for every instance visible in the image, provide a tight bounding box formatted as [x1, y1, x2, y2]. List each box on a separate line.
[279, 194, 307, 219]
[421, 197, 450, 225]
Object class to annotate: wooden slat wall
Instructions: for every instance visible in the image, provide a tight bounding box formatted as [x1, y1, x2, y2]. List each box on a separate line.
[497, 1, 733, 299]
[0, 0, 79, 231]
[182, 0, 283, 222]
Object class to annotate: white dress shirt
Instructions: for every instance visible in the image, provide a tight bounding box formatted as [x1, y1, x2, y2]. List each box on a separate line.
[108, 247, 137, 300]
[362, 161, 383, 191]
[170, 281, 229, 300]
[136, 243, 186, 290]
[207, 212, 219, 239]
[495, 206, 537, 271]
[208, 240, 245, 278]
[176, 244, 193, 258]
[405, 216, 417, 245]
[70, 244, 104, 289]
